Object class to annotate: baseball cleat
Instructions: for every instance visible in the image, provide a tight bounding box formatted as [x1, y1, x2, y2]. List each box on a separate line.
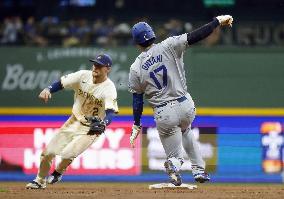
[26, 180, 46, 189]
[194, 172, 210, 183]
[164, 160, 182, 186]
[47, 170, 62, 184]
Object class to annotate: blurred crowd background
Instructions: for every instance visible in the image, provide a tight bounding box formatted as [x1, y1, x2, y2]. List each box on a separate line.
[1, 0, 284, 47]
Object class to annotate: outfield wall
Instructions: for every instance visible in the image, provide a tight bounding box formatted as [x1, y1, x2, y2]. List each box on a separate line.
[0, 47, 284, 107]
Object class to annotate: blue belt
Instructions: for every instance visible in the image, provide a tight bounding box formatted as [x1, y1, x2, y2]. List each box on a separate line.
[155, 96, 187, 109]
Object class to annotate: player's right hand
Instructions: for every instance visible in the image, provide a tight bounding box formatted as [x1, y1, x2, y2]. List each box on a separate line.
[216, 15, 233, 27]
[38, 88, 52, 103]
[130, 124, 142, 148]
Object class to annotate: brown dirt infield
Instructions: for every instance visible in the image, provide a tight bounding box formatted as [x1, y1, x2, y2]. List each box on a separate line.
[0, 182, 283, 199]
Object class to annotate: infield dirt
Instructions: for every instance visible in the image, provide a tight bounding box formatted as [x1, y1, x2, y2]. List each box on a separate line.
[0, 182, 283, 199]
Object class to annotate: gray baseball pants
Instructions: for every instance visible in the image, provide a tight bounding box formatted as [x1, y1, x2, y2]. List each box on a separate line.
[153, 94, 205, 173]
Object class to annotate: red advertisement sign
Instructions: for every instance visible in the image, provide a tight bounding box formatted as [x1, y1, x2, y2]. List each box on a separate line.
[0, 122, 141, 175]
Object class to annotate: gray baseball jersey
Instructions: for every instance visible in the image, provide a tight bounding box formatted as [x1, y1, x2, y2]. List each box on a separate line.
[129, 33, 192, 107]
[129, 33, 205, 173]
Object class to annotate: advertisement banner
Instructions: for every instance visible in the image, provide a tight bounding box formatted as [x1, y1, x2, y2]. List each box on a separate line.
[0, 115, 284, 182]
[0, 121, 141, 175]
[140, 115, 284, 175]
[142, 126, 217, 172]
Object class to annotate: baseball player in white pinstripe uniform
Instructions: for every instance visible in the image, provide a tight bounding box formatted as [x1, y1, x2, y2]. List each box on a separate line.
[129, 16, 233, 185]
[26, 53, 118, 189]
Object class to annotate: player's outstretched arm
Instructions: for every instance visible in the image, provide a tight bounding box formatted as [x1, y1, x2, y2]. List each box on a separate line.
[187, 15, 233, 45]
[39, 80, 63, 103]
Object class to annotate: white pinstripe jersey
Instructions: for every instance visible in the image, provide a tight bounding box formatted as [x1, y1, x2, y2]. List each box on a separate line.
[61, 70, 119, 122]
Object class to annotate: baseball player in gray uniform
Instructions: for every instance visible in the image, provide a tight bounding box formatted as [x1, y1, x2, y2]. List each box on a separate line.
[129, 15, 233, 185]
[26, 53, 118, 189]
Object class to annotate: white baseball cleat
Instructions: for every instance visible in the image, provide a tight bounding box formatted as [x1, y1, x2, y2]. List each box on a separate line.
[164, 160, 182, 186]
[26, 180, 46, 189]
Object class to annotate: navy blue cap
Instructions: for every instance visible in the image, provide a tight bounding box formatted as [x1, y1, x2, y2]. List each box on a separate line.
[89, 53, 112, 67]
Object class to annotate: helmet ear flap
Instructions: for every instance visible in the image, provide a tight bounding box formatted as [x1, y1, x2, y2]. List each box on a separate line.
[132, 22, 156, 45]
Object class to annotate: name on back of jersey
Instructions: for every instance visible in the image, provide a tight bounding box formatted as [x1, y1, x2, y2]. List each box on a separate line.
[142, 54, 162, 70]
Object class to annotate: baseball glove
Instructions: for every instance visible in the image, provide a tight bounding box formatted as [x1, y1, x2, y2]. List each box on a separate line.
[85, 116, 106, 135]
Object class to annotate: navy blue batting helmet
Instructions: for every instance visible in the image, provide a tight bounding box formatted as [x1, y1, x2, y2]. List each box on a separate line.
[132, 22, 156, 45]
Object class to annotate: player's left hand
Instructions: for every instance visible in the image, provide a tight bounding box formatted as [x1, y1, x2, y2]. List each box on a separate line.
[86, 116, 106, 135]
[216, 15, 233, 27]
[130, 124, 142, 148]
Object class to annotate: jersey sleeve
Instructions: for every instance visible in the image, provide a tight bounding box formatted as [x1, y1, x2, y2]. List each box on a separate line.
[164, 33, 188, 57]
[128, 65, 144, 94]
[104, 84, 119, 113]
[61, 70, 84, 90]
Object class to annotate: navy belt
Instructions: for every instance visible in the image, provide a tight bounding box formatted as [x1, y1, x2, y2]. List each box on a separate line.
[155, 96, 187, 109]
